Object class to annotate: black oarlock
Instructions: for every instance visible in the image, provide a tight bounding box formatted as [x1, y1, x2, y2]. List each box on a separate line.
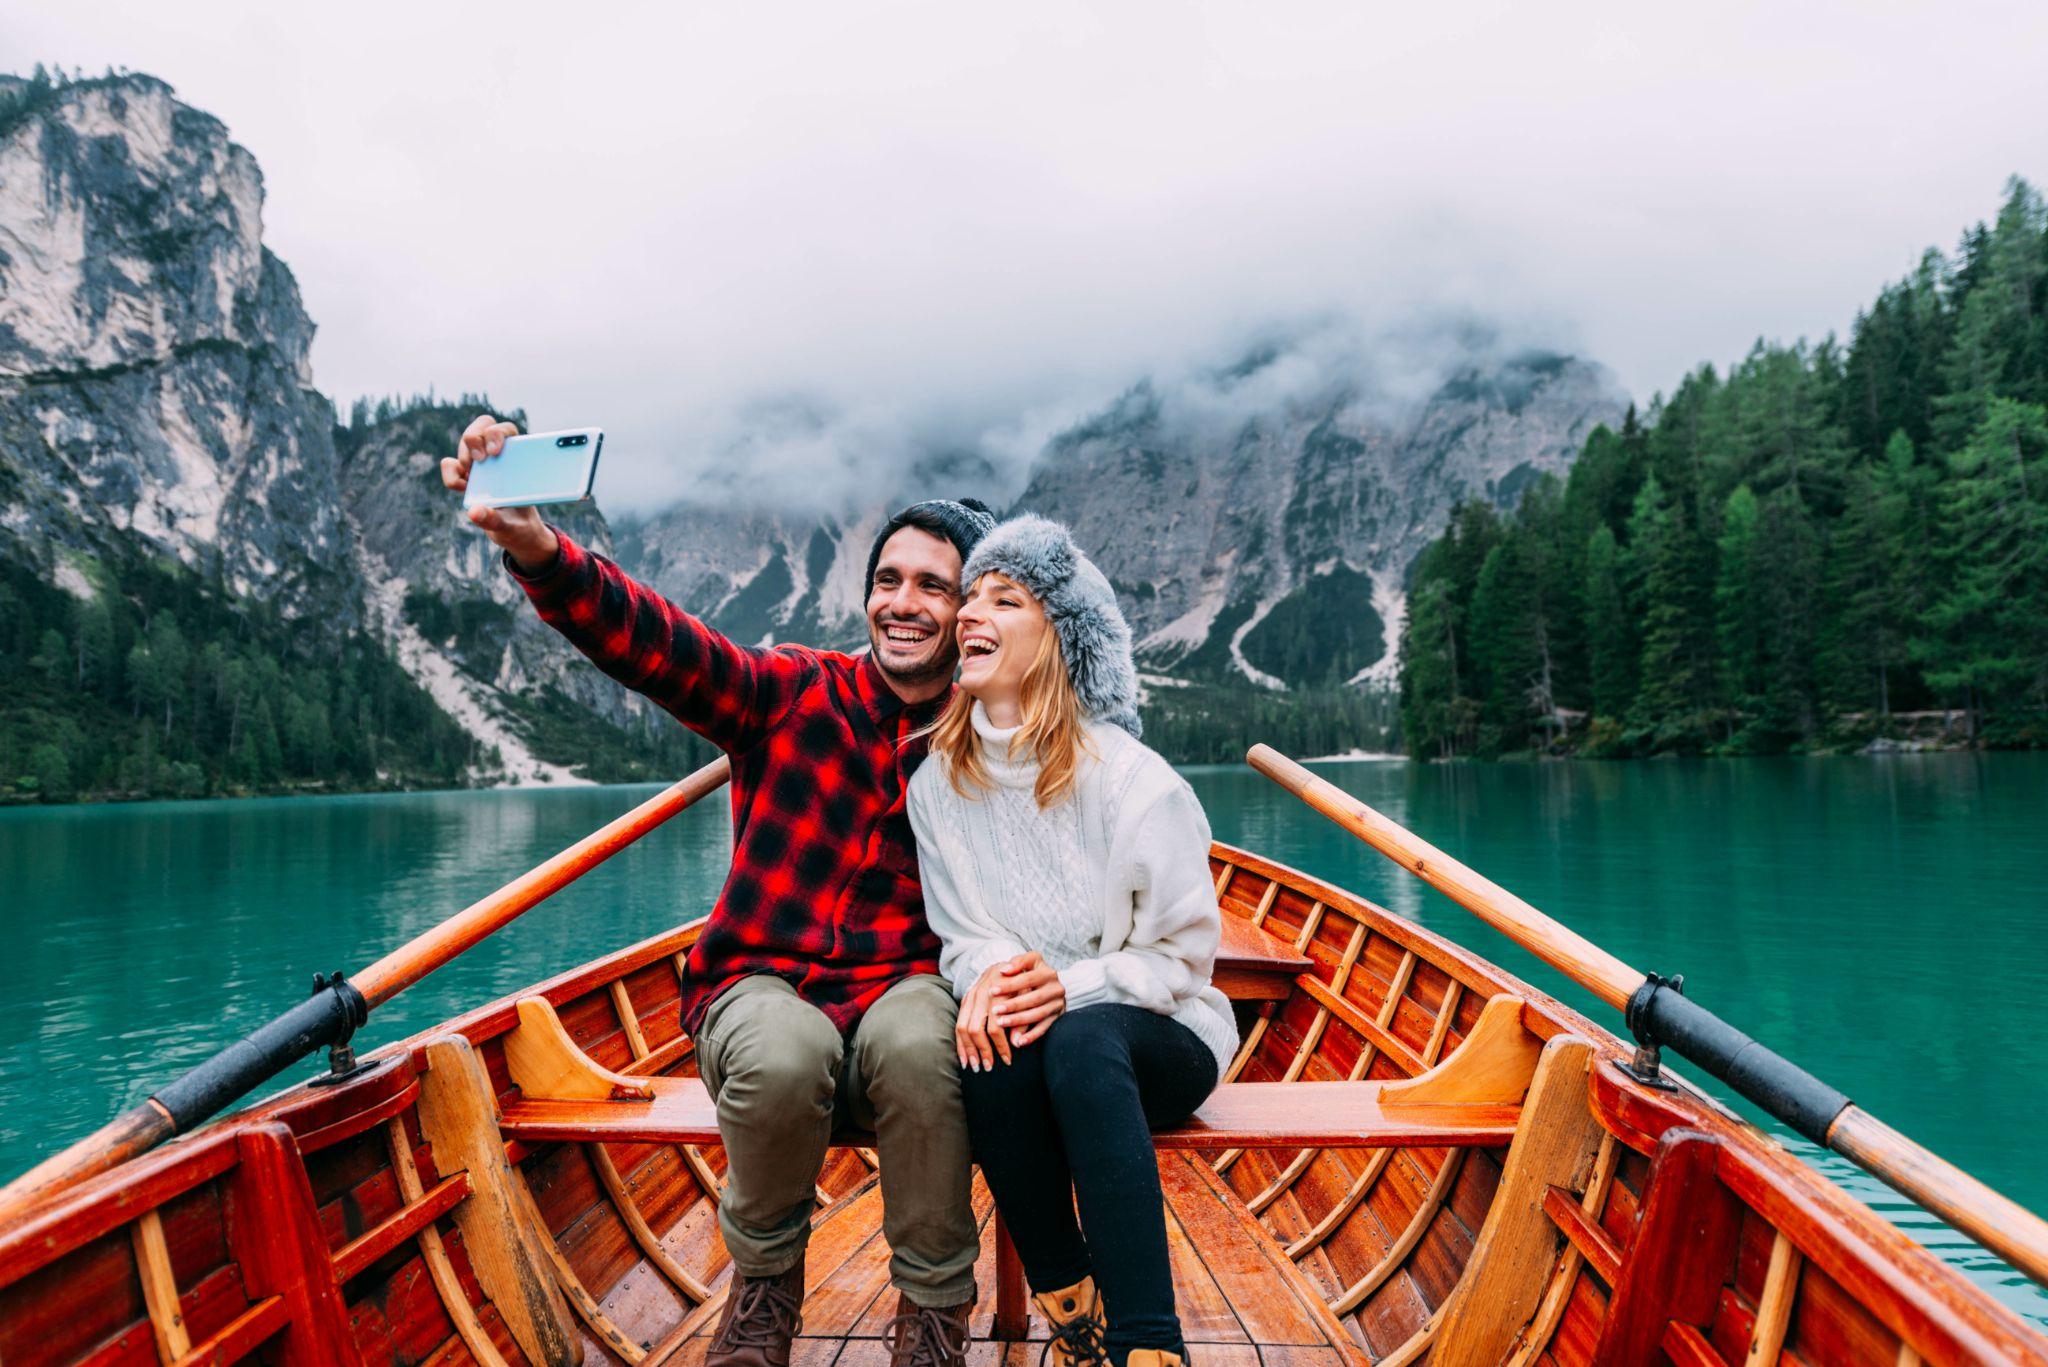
[149, 971, 371, 1131]
[306, 971, 375, 1087]
[1621, 971, 1684, 1089]
[1623, 972, 1853, 1147]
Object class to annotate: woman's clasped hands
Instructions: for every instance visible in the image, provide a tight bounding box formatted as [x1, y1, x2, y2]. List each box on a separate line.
[954, 952, 1066, 1071]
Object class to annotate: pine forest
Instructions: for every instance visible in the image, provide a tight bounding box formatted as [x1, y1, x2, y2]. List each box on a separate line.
[1398, 178, 2048, 760]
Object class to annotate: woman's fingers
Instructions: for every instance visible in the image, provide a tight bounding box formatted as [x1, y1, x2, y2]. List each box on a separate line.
[996, 992, 1063, 1024]
[957, 980, 999, 1072]
[992, 982, 1063, 1021]
[989, 964, 1056, 1006]
[1011, 1015, 1057, 1047]
[997, 1001, 1062, 1030]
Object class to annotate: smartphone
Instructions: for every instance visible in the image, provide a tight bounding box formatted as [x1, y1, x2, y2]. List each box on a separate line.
[462, 427, 604, 510]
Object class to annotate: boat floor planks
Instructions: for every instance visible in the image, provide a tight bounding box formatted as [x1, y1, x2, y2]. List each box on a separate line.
[648, 1160, 1353, 1367]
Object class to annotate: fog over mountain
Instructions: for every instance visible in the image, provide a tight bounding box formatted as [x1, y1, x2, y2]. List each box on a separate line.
[8, 2, 2047, 528]
[644, 314, 1591, 516]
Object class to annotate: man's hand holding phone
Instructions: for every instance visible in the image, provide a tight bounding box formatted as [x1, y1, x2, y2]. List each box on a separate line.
[441, 414, 560, 574]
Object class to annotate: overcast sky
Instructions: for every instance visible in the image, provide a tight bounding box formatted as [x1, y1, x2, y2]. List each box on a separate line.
[8, 2, 2048, 512]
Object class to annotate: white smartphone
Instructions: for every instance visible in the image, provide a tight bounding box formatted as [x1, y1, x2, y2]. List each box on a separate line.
[462, 427, 604, 510]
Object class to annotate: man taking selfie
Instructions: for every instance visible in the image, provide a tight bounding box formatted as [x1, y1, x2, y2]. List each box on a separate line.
[442, 415, 995, 1367]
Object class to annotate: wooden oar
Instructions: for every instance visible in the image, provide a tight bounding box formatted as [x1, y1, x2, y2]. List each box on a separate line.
[354, 757, 732, 1007]
[1246, 742, 2048, 1290]
[0, 757, 733, 1224]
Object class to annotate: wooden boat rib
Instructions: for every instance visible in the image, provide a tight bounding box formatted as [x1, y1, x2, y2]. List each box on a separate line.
[3, 750, 2047, 1367]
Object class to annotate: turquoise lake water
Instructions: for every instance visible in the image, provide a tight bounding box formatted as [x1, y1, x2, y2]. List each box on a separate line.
[1, 753, 2042, 1325]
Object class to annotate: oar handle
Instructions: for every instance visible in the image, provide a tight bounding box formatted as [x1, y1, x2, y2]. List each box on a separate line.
[1830, 1108, 2048, 1287]
[1245, 744, 1641, 1010]
[355, 757, 732, 1006]
[1246, 743, 2048, 1290]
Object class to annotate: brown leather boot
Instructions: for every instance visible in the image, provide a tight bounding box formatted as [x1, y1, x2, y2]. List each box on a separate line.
[881, 1291, 973, 1367]
[707, 1258, 805, 1367]
[1033, 1276, 1107, 1367]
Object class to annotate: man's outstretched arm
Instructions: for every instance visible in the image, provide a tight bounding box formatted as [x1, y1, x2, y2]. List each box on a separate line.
[442, 413, 811, 752]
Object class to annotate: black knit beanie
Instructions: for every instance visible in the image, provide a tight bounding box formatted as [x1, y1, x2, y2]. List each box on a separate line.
[864, 498, 999, 597]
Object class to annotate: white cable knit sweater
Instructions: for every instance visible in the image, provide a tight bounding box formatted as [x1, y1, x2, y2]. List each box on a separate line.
[907, 702, 1239, 1079]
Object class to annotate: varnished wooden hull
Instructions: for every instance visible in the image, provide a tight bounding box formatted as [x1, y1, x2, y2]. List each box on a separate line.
[2, 841, 2043, 1367]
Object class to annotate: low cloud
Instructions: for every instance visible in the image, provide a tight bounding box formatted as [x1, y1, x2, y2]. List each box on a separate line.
[622, 310, 1586, 518]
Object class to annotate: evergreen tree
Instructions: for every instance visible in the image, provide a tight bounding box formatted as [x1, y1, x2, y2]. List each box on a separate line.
[1626, 474, 1716, 741]
[33, 628, 68, 684]
[125, 640, 159, 720]
[1583, 526, 1634, 721]
[1397, 179, 2048, 757]
[1749, 490, 1822, 742]
[1819, 464, 1909, 717]
[29, 743, 71, 802]
[1713, 485, 1765, 733]
[1922, 400, 2048, 729]
[1398, 577, 1472, 759]
[149, 614, 189, 735]
[73, 596, 116, 694]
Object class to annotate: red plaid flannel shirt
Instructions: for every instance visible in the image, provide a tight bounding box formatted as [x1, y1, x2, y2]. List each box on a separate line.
[510, 530, 947, 1034]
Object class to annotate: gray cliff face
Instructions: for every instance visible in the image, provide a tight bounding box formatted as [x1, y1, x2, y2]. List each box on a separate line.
[0, 75, 632, 783]
[336, 406, 640, 746]
[1012, 350, 1624, 687]
[620, 350, 1625, 692]
[0, 76, 354, 620]
[613, 503, 883, 653]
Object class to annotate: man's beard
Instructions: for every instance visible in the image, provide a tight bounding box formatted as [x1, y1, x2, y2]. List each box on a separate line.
[876, 652, 955, 689]
[871, 620, 957, 689]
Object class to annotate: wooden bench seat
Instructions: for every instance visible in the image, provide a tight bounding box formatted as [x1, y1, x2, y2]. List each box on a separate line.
[496, 1074, 1519, 1149]
[1212, 913, 1313, 1001]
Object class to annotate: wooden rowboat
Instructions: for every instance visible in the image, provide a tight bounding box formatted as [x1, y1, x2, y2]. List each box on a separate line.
[3, 747, 2046, 1367]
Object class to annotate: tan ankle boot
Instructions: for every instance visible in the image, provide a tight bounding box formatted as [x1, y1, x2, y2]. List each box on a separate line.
[1034, 1277, 1107, 1367]
[1123, 1352, 1186, 1367]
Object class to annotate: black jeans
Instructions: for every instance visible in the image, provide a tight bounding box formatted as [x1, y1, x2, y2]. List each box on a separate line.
[961, 1003, 1220, 1361]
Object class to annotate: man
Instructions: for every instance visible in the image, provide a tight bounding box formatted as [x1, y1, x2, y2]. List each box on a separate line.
[441, 414, 996, 1367]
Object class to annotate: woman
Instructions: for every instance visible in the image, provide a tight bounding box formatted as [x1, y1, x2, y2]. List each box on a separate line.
[907, 515, 1238, 1367]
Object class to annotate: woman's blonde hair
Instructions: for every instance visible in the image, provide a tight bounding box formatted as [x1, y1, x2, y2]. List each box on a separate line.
[918, 581, 1095, 808]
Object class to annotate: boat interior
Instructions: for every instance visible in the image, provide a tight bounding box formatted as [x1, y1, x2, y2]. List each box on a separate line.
[2, 838, 2045, 1367]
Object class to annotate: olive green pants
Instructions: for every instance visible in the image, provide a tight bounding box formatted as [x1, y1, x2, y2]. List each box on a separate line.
[694, 973, 978, 1307]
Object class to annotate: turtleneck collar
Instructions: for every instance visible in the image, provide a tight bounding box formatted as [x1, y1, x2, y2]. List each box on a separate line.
[969, 699, 1040, 787]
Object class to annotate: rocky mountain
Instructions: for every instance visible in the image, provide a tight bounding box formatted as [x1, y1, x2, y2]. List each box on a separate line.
[1016, 348, 1622, 689]
[0, 72, 652, 788]
[0, 70, 1625, 794]
[621, 347, 1624, 694]
[333, 403, 654, 783]
[0, 73, 356, 620]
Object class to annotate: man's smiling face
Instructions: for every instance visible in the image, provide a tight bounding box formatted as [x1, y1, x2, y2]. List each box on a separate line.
[866, 526, 964, 692]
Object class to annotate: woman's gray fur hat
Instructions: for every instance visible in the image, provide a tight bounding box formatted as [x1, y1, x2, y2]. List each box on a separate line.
[963, 515, 1142, 738]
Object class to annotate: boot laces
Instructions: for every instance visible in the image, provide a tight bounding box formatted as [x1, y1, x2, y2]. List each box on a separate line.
[715, 1276, 802, 1352]
[1041, 1310, 1109, 1367]
[882, 1303, 969, 1367]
